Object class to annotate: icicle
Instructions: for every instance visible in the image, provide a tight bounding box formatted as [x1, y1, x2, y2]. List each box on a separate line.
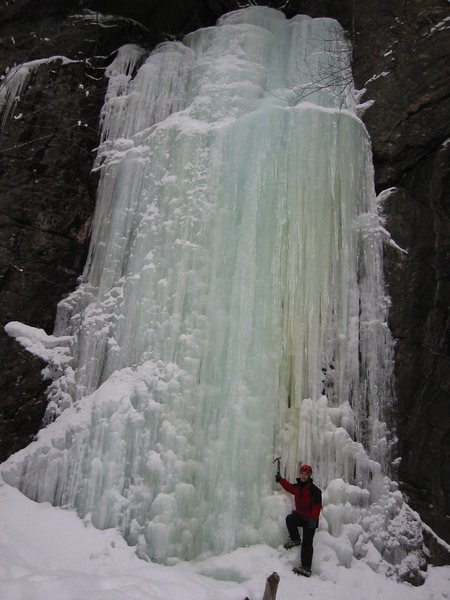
[97, 44, 147, 145]
[0, 56, 78, 129]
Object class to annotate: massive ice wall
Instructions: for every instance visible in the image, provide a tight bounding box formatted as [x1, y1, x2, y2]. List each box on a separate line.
[2, 7, 423, 577]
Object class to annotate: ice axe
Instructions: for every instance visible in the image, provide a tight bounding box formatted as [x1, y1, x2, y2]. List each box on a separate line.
[273, 456, 281, 479]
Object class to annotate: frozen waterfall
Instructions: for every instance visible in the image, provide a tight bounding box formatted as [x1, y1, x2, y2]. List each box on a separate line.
[2, 7, 423, 578]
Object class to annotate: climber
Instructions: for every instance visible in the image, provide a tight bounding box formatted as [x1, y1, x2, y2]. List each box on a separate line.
[275, 463, 322, 577]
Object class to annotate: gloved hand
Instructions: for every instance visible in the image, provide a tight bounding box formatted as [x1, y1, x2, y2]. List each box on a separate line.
[275, 473, 281, 483]
[307, 519, 317, 529]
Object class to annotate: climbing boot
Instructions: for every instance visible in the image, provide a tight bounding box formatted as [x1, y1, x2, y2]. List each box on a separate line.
[283, 538, 301, 549]
[293, 566, 311, 577]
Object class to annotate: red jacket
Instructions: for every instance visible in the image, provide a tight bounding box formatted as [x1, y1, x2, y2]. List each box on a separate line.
[279, 477, 322, 521]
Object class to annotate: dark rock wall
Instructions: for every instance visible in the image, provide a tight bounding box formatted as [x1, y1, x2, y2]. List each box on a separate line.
[0, 5, 124, 457]
[0, 0, 449, 546]
[351, 1, 450, 545]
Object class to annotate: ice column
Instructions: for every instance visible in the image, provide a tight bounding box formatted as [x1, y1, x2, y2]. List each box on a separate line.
[2, 7, 412, 570]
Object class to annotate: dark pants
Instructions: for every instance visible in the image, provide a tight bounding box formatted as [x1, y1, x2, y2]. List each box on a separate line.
[286, 512, 316, 569]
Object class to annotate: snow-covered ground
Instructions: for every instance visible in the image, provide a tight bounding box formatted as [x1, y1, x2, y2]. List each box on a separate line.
[0, 482, 448, 600]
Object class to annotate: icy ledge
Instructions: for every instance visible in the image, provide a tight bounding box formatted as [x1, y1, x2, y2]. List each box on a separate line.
[4, 321, 73, 371]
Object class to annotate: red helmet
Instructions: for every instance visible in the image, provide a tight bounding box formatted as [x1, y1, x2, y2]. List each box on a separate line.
[300, 464, 312, 474]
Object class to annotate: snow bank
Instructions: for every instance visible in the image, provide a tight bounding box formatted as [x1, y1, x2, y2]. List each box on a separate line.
[4, 321, 73, 368]
[0, 483, 448, 600]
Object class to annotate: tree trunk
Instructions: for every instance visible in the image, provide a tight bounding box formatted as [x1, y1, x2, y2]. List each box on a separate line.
[261, 572, 280, 600]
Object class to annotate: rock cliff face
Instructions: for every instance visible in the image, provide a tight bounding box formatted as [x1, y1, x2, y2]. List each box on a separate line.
[0, 0, 448, 550]
[349, 0, 450, 549]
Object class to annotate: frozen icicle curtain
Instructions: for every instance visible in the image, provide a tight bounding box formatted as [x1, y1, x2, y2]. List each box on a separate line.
[3, 8, 397, 564]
